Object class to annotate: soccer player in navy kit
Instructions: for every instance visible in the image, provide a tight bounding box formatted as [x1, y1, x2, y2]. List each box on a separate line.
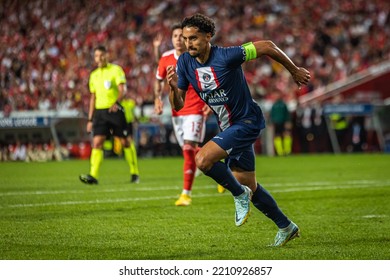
[167, 13, 310, 246]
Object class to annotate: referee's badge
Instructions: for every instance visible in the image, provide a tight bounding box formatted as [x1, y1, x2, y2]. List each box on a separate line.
[104, 80, 111, 89]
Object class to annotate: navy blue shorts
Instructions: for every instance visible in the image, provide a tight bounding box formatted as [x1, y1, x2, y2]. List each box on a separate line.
[211, 118, 265, 171]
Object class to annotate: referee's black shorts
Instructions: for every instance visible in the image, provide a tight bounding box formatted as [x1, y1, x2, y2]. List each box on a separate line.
[92, 108, 128, 138]
[274, 123, 286, 135]
[125, 122, 135, 137]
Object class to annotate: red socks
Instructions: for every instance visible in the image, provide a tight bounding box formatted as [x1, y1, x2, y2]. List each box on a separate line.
[183, 144, 196, 191]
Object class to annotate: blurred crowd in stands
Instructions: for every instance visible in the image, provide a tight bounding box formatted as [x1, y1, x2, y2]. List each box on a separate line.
[0, 139, 70, 162]
[1, 0, 389, 115]
[0, 0, 389, 160]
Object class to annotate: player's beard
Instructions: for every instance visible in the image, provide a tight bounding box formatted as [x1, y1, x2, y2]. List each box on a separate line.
[188, 49, 199, 58]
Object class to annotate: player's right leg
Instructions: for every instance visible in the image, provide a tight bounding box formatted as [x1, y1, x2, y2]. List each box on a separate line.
[273, 125, 285, 156]
[173, 115, 205, 206]
[282, 130, 292, 155]
[79, 135, 105, 184]
[123, 137, 140, 184]
[196, 140, 251, 226]
[172, 116, 191, 205]
[175, 142, 196, 206]
[122, 123, 140, 183]
[80, 110, 107, 185]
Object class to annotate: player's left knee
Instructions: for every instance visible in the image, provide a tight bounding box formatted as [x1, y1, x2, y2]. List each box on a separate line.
[195, 152, 211, 172]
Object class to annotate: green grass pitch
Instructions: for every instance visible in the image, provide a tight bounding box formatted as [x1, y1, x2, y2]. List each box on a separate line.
[0, 154, 389, 260]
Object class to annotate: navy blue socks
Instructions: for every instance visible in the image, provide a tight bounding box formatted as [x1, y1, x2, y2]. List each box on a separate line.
[205, 161, 244, 196]
[205, 162, 290, 229]
[251, 183, 290, 228]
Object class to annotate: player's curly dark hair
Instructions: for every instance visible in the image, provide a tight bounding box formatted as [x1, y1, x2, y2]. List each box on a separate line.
[181, 13, 215, 37]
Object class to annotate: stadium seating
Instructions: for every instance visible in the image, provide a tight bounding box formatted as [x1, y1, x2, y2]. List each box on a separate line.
[1, 0, 389, 114]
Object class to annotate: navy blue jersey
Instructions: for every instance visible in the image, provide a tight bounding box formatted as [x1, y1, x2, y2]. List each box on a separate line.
[176, 45, 265, 131]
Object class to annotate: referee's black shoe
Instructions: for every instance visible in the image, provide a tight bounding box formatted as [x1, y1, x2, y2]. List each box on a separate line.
[131, 174, 140, 184]
[79, 174, 98, 184]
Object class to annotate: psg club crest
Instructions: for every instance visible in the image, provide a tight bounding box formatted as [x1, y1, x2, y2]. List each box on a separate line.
[203, 73, 211, 82]
[197, 66, 219, 91]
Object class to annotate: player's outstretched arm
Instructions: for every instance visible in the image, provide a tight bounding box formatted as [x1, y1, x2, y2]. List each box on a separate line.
[167, 65, 186, 111]
[252, 40, 311, 88]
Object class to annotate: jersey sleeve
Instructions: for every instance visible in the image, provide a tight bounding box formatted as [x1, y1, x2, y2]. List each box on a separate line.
[176, 55, 189, 91]
[156, 58, 167, 81]
[115, 65, 126, 85]
[88, 73, 95, 94]
[222, 46, 246, 68]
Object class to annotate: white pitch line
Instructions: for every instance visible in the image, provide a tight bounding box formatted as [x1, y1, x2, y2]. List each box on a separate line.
[0, 186, 183, 197]
[270, 183, 390, 193]
[1, 179, 389, 197]
[2, 195, 178, 208]
[362, 215, 388, 218]
[1, 181, 389, 209]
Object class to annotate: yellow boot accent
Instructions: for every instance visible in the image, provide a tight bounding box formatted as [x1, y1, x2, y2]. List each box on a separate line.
[175, 194, 192, 206]
[217, 184, 226, 193]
